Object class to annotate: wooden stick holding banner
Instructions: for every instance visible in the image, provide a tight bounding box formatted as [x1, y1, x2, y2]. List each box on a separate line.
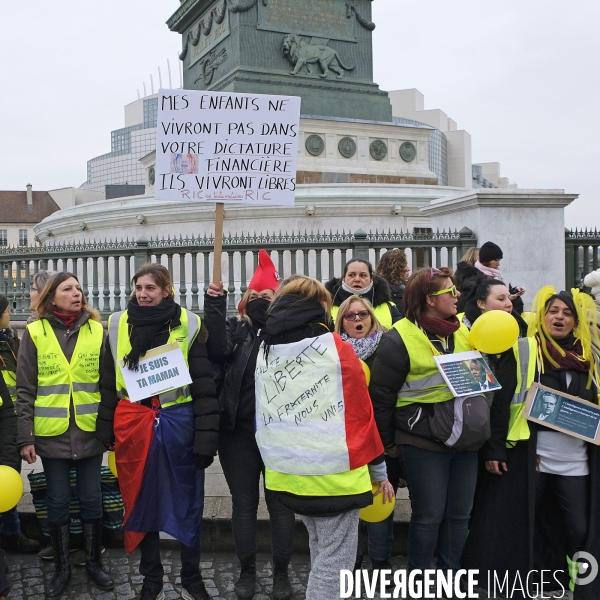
[212, 202, 225, 285]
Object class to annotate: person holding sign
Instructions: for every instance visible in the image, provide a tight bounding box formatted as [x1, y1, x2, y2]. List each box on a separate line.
[463, 287, 600, 599]
[97, 263, 219, 600]
[16, 272, 113, 598]
[325, 258, 401, 329]
[334, 295, 402, 575]
[369, 267, 487, 575]
[255, 275, 393, 600]
[204, 249, 295, 600]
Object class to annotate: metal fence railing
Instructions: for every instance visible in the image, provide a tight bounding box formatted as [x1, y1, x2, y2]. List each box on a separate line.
[565, 229, 600, 290]
[0, 227, 477, 320]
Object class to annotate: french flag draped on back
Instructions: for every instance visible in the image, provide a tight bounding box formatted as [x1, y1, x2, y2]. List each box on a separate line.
[113, 400, 204, 553]
[255, 332, 383, 475]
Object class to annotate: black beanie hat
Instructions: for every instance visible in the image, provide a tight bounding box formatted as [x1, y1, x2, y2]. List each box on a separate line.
[0, 295, 8, 316]
[479, 241, 503, 263]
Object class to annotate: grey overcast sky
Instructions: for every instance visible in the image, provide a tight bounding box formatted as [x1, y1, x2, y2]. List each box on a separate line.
[1, 1, 597, 228]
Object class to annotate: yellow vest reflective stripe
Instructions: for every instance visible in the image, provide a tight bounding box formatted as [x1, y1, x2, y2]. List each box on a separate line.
[1, 370, 16, 405]
[506, 337, 537, 446]
[265, 465, 372, 497]
[393, 319, 472, 407]
[28, 318, 103, 437]
[109, 308, 200, 408]
[331, 302, 395, 329]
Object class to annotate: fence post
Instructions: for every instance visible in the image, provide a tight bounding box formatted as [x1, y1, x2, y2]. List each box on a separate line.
[456, 227, 475, 260]
[565, 240, 575, 290]
[352, 229, 369, 261]
[134, 237, 151, 271]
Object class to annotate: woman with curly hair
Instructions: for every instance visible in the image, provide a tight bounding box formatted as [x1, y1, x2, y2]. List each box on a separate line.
[376, 249, 410, 317]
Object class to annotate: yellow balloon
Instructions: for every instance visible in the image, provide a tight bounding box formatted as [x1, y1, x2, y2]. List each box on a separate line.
[108, 452, 118, 478]
[361, 360, 371, 385]
[470, 310, 520, 354]
[0, 465, 23, 512]
[359, 483, 396, 523]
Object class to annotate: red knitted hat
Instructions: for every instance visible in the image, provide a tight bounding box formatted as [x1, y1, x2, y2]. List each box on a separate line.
[248, 249, 280, 292]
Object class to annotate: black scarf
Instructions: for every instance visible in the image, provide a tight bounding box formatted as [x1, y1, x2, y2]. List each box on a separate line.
[122, 297, 178, 371]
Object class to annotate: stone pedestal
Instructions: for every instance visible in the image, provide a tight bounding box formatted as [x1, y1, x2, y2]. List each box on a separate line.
[421, 189, 578, 306]
[168, 0, 393, 121]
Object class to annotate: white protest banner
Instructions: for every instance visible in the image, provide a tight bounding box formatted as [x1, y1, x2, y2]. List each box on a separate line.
[255, 333, 350, 475]
[155, 88, 301, 206]
[119, 342, 192, 403]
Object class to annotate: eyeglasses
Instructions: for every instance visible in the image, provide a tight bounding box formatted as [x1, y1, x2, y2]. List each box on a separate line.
[430, 285, 457, 297]
[343, 310, 371, 321]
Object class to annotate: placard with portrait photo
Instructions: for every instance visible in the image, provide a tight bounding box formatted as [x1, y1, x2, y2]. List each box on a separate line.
[434, 350, 501, 398]
[524, 384, 600, 444]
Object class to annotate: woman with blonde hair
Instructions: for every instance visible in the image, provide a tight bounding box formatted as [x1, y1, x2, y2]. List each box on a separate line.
[255, 275, 392, 600]
[17, 272, 113, 598]
[336, 295, 401, 574]
[464, 286, 600, 599]
[204, 250, 294, 600]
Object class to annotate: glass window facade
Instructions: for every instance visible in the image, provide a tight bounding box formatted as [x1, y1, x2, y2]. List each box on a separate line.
[144, 98, 158, 128]
[0, 230, 6, 246]
[394, 117, 448, 186]
[18, 229, 27, 246]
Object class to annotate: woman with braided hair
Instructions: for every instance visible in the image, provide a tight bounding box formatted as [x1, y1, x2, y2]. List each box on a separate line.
[463, 286, 600, 599]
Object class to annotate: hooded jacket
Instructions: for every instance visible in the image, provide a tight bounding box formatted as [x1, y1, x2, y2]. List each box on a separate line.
[258, 293, 385, 517]
[325, 275, 402, 324]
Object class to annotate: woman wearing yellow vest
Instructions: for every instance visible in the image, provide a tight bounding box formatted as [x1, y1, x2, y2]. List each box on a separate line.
[334, 295, 402, 575]
[97, 263, 219, 600]
[16, 272, 113, 598]
[463, 288, 600, 599]
[369, 267, 484, 575]
[325, 258, 401, 329]
[255, 276, 393, 600]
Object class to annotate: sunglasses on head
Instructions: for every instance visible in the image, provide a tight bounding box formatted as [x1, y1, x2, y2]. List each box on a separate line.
[343, 310, 371, 321]
[430, 285, 457, 297]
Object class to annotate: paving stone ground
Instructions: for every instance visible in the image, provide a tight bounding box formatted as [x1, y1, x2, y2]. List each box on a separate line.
[4, 550, 417, 600]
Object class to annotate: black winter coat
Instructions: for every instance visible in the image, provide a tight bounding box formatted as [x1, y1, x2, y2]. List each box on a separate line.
[96, 307, 220, 459]
[203, 292, 261, 431]
[0, 376, 17, 471]
[463, 348, 600, 599]
[325, 275, 402, 324]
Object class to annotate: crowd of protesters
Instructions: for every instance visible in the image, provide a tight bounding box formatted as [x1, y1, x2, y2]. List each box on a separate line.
[0, 241, 599, 600]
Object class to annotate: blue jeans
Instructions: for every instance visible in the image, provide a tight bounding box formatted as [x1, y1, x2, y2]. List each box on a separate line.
[0, 507, 20, 537]
[357, 513, 394, 563]
[401, 445, 478, 571]
[41, 454, 103, 528]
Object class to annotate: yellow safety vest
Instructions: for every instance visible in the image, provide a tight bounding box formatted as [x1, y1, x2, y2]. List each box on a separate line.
[331, 302, 395, 330]
[505, 337, 537, 447]
[394, 318, 472, 407]
[1, 370, 16, 406]
[28, 318, 104, 437]
[108, 308, 200, 408]
[265, 465, 372, 498]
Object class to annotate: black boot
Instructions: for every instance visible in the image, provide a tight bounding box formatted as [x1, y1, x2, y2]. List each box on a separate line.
[45, 524, 71, 598]
[1, 531, 40, 554]
[83, 521, 114, 591]
[234, 555, 256, 599]
[272, 556, 293, 600]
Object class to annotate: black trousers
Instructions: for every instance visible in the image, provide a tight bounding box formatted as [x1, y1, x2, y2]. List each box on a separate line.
[0, 549, 10, 597]
[219, 426, 295, 562]
[139, 531, 201, 590]
[535, 472, 589, 558]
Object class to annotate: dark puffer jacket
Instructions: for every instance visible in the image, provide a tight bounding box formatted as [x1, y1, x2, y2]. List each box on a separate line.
[0, 376, 17, 471]
[325, 275, 401, 324]
[96, 306, 219, 458]
[203, 292, 262, 432]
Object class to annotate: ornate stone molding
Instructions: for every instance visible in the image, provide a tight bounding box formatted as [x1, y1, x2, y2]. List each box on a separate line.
[229, 0, 268, 13]
[194, 48, 229, 85]
[179, 0, 228, 60]
[346, 3, 375, 31]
